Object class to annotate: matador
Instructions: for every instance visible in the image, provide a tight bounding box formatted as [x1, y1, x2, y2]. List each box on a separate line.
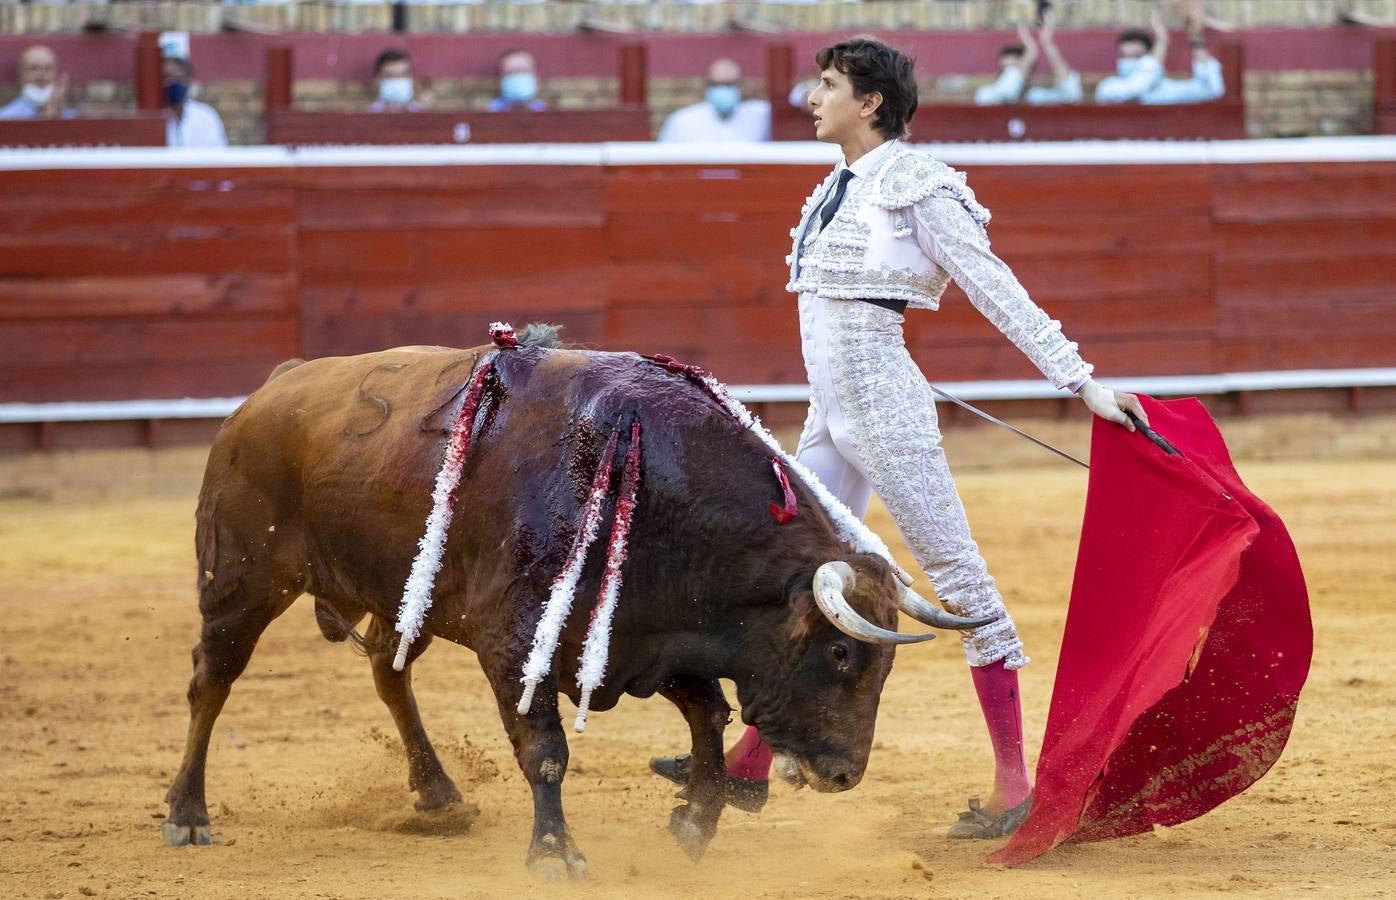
[651, 36, 1147, 839]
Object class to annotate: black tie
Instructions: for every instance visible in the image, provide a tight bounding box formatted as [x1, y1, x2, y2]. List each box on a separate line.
[818, 169, 855, 232]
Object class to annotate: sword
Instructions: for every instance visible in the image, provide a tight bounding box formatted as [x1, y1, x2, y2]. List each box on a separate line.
[929, 387, 1181, 469]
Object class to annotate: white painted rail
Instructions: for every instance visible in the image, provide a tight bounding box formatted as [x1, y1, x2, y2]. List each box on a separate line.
[4, 369, 1394, 425]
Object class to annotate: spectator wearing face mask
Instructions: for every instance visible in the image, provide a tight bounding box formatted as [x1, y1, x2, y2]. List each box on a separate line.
[973, 27, 1037, 106]
[371, 48, 422, 113]
[488, 49, 547, 112]
[658, 58, 771, 143]
[972, 16, 1088, 109]
[1095, 5, 1223, 105]
[1, 44, 77, 120]
[164, 56, 227, 148]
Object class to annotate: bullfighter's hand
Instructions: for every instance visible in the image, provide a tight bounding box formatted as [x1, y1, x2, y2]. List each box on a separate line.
[1079, 378, 1148, 432]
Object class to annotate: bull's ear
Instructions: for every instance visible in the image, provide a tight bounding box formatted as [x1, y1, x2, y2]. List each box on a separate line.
[785, 589, 822, 641]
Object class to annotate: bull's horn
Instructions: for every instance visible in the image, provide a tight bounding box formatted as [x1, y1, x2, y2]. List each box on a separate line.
[812, 562, 935, 645]
[897, 584, 1000, 631]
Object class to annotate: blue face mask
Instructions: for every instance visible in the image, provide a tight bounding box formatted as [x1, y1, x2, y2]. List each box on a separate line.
[706, 84, 741, 116]
[500, 72, 538, 104]
[378, 76, 414, 106]
[1116, 57, 1143, 78]
[165, 81, 189, 107]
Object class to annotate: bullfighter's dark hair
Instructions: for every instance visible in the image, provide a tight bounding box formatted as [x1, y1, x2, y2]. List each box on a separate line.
[814, 37, 918, 139]
[1117, 28, 1155, 51]
[374, 48, 411, 75]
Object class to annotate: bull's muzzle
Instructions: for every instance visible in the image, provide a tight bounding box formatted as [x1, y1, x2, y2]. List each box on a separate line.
[772, 751, 863, 793]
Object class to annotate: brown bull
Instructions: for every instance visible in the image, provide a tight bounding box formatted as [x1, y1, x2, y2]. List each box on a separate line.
[162, 327, 986, 876]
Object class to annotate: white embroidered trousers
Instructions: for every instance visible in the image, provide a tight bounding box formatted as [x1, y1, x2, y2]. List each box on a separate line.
[795, 294, 1029, 669]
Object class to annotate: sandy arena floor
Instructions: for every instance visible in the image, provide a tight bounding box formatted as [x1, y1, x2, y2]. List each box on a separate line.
[1, 418, 1394, 899]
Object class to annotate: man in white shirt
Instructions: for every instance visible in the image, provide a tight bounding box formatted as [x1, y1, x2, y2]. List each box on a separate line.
[658, 58, 770, 143]
[164, 56, 228, 149]
[0, 44, 78, 120]
[651, 36, 1146, 840]
[1095, 7, 1224, 105]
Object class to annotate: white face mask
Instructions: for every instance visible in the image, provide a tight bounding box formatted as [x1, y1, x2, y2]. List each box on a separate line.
[22, 83, 54, 107]
[378, 76, 414, 105]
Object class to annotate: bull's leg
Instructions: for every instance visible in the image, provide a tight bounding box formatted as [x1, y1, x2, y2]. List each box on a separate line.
[163, 578, 297, 847]
[659, 677, 731, 860]
[362, 614, 462, 811]
[485, 668, 587, 880]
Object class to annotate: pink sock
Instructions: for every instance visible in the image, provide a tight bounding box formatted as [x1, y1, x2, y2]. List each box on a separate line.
[970, 660, 1032, 812]
[724, 725, 773, 781]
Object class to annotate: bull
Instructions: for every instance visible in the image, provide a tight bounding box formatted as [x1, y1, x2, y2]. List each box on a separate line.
[162, 326, 988, 876]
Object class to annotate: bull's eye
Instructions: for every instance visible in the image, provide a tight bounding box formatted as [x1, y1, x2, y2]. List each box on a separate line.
[829, 642, 849, 664]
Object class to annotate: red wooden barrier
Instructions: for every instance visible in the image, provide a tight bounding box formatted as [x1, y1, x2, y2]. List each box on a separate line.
[1, 154, 1394, 405]
[266, 108, 651, 145]
[265, 45, 294, 114]
[771, 43, 1246, 142]
[0, 116, 166, 148]
[134, 31, 164, 113]
[1376, 39, 1396, 135]
[0, 165, 299, 402]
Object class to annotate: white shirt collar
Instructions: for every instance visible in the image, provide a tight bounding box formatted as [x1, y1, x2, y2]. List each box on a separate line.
[841, 138, 898, 181]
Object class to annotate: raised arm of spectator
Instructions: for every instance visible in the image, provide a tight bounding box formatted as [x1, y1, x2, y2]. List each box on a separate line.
[1150, 8, 1171, 64]
[1017, 24, 1041, 78]
[1024, 9, 1083, 105]
[1186, 2, 1213, 66]
[1037, 9, 1073, 86]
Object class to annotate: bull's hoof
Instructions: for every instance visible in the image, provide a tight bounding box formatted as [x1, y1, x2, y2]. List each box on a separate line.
[162, 821, 212, 847]
[668, 804, 716, 862]
[413, 781, 464, 812]
[526, 832, 588, 881]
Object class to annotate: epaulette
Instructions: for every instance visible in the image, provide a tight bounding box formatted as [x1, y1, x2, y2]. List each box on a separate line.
[869, 148, 992, 227]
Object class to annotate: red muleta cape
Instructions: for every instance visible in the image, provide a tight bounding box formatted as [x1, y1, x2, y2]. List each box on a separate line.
[990, 396, 1312, 866]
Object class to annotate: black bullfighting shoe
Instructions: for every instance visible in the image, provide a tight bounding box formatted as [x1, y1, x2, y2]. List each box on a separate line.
[648, 754, 769, 814]
[946, 793, 1033, 839]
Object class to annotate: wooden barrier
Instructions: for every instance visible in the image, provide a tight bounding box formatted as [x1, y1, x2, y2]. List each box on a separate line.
[0, 163, 300, 403]
[770, 43, 1246, 143]
[266, 108, 651, 145]
[1, 145, 1394, 408]
[1376, 38, 1396, 135]
[0, 115, 166, 148]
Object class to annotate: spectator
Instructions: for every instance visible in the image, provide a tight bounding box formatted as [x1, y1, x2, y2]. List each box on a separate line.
[1022, 8, 1084, 104]
[1095, 6, 1224, 105]
[0, 44, 76, 120]
[973, 27, 1037, 105]
[370, 48, 422, 113]
[488, 49, 547, 112]
[658, 58, 771, 143]
[164, 57, 227, 148]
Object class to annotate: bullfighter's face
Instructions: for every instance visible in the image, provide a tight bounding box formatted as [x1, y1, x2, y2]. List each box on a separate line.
[809, 66, 881, 146]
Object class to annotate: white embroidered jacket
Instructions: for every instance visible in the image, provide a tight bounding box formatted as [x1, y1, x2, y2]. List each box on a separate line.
[785, 143, 1093, 391]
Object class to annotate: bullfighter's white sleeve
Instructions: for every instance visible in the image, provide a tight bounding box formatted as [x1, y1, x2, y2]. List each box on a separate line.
[911, 196, 1093, 392]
